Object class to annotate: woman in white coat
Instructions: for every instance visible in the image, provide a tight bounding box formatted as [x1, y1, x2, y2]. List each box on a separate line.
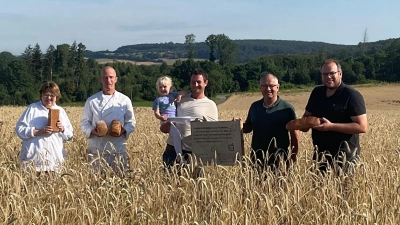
[15, 81, 73, 173]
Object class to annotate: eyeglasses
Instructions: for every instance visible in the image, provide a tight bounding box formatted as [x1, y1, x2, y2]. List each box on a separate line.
[43, 93, 56, 98]
[260, 84, 278, 89]
[322, 71, 339, 77]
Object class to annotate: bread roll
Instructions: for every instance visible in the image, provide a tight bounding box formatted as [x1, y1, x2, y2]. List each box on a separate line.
[109, 120, 122, 137]
[96, 120, 108, 137]
[286, 116, 320, 131]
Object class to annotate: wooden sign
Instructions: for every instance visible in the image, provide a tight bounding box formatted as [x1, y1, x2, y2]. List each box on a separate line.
[191, 120, 244, 166]
[48, 109, 60, 132]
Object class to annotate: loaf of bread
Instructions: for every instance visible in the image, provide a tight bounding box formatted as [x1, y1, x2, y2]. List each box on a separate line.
[48, 109, 60, 132]
[286, 116, 320, 131]
[109, 120, 122, 137]
[96, 120, 108, 137]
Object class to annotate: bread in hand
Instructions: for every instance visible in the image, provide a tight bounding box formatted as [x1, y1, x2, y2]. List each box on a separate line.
[109, 120, 122, 137]
[286, 116, 320, 131]
[96, 120, 108, 137]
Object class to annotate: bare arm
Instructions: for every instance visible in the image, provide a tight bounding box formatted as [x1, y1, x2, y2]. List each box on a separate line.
[314, 114, 368, 134]
[154, 109, 167, 121]
[289, 129, 300, 162]
[175, 90, 187, 103]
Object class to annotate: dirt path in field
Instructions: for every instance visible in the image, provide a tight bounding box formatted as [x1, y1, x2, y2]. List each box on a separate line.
[218, 84, 400, 112]
[215, 95, 227, 105]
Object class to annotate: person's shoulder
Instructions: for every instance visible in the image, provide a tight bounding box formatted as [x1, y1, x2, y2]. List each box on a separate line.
[201, 97, 218, 106]
[179, 94, 192, 103]
[249, 98, 263, 107]
[31, 101, 42, 107]
[278, 97, 295, 108]
[342, 84, 362, 94]
[86, 91, 102, 101]
[115, 91, 132, 101]
[203, 96, 215, 103]
[26, 101, 41, 110]
[311, 85, 325, 93]
[342, 84, 365, 101]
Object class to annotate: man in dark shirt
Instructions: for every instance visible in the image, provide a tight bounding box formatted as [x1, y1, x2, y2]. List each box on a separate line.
[302, 59, 368, 174]
[235, 74, 299, 172]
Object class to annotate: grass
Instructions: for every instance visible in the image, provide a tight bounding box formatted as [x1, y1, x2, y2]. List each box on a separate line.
[133, 101, 153, 107]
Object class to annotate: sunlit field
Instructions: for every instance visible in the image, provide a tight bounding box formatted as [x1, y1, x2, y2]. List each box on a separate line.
[1, 84, 400, 224]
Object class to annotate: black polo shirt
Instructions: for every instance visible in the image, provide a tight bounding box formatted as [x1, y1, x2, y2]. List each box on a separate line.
[245, 97, 297, 153]
[305, 83, 366, 156]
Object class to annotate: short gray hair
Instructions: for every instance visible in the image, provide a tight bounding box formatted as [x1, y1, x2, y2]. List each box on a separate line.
[100, 66, 116, 77]
[259, 73, 279, 84]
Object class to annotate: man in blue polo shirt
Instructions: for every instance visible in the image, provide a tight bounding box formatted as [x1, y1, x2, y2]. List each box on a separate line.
[301, 59, 368, 174]
[236, 73, 299, 172]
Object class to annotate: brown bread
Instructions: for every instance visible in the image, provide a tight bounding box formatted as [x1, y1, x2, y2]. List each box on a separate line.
[109, 120, 122, 137]
[96, 120, 108, 137]
[286, 116, 320, 131]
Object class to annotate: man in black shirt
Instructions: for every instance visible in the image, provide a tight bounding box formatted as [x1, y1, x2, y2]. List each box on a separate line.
[301, 59, 368, 174]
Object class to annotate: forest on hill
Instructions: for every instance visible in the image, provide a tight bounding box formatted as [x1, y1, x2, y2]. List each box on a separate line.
[0, 35, 400, 105]
[85, 34, 399, 63]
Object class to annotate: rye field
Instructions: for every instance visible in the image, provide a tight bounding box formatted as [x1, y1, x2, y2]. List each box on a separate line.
[1, 84, 400, 224]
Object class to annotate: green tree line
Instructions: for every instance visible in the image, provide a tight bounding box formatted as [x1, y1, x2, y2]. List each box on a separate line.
[1, 37, 400, 106]
[85, 35, 400, 64]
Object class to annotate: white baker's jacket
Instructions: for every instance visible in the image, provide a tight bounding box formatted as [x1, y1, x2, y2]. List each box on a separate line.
[15, 101, 73, 172]
[80, 91, 136, 154]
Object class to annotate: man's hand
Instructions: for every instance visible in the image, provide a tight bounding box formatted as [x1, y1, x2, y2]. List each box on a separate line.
[176, 95, 182, 103]
[160, 122, 171, 133]
[120, 126, 126, 136]
[232, 117, 242, 121]
[91, 128, 99, 136]
[312, 117, 332, 131]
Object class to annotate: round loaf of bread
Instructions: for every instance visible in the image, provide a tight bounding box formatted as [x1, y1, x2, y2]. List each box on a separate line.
[286, 116, 320, 131]
[109, 120, 122, 137]
[96, 120, 108, 137]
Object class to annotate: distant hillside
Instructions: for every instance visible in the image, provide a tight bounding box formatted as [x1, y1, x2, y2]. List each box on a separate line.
[85, 38, 400, 64]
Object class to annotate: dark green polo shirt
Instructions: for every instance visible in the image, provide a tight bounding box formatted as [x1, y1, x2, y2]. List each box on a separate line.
[245, 97, 297, 153]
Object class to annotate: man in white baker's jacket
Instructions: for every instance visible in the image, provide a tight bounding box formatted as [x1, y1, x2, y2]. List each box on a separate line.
[80, 66, 136, 174]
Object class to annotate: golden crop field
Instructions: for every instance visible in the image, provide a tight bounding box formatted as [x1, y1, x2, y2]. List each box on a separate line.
[1, 84, 400, 224]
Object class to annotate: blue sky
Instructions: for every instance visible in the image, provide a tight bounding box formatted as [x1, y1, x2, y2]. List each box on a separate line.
[1, 0, 399, 55]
